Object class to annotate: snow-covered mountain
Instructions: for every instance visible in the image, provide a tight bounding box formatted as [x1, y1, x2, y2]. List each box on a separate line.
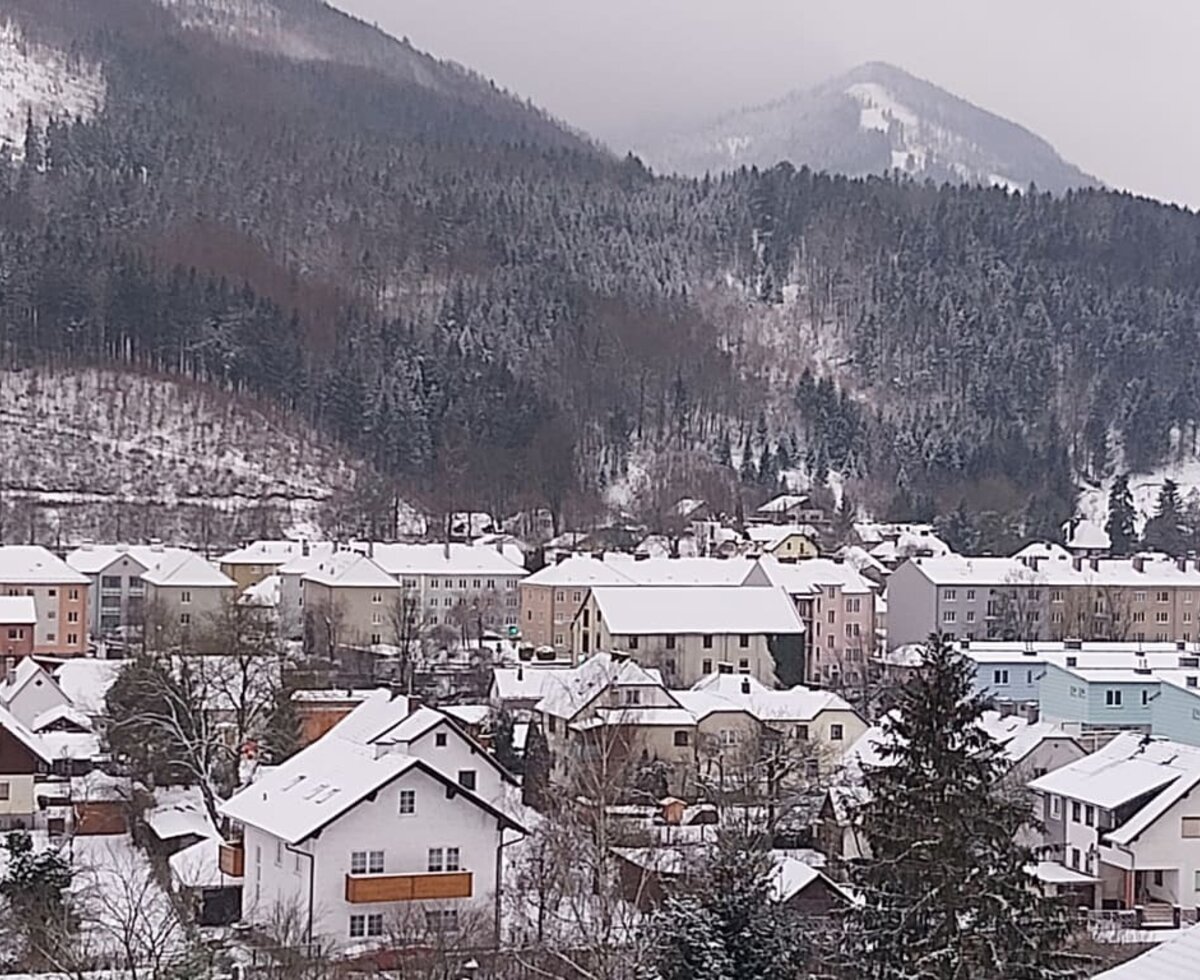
[641, 62, 1098, 193]
[0, 20, 105, 159]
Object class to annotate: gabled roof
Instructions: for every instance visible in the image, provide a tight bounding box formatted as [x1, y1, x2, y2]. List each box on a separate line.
[1028, 733, 1200, 812]
[220, 739, 522, 845]
[536, 653, 664, 720]
[301, 553, 399, 590]
[588, 585, 804, 635]
[0, 702, 53, 764]
[491, 664, 577, 703]
[370, 543, 526, 577]
[752, 556, 874, 596]
[66, 544, 191, 576]
[0, 597, 36, 624]
[0, 546, 88, 585]
[745, 524, 819, 546]
[522, 556, 637, 588]
[1091, 923, 1200, 979]
[756, 494, 810, 514]
[678, 673, 856, 723]
[0, 658, 70, 723]
[218, 540, 334, 566]
[620, 557, 757, 586]
[141, 553, 235, 589]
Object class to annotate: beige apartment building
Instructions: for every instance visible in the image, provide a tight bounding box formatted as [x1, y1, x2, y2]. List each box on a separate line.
[888, 552, 1200, 649]
[300, 552, 402, 654]
[218, 540, 334, 594]
[572, 584, 805, 687]
[141, 552, 237, 652]
[519, 556, 637, 650]
[0, 546, 89, 658]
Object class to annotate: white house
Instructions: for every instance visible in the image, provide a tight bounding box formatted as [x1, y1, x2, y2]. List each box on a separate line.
[1029, 733, 1200, 915]
[220, 690, 524, 951]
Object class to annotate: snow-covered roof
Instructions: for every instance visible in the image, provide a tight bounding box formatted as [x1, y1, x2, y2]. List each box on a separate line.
[147, 791, 217, 842]
[66, 543, 191, 576]
[769, 856, 847, 903]
[0, 597, 36, 624]
[835, 545, 888, 577]
[218, 540, 334, 566]
[1028, 733, 1200, 812]
[535, 653, 664, 720]
[756, 494, 810, 514]
[220, 691, 522, 844]
[522, 556, 637, 588]
[1030, 861, 1098, 886]
[370, 542, 526, 577]
[141, 552, 235, 589]
[620, 556, 758, 586]
[52, 658, 126, 717]
[0, 702, 53, 764]
[1, 657, 66, 718]
[29, 703, 92, 733]
[0, 546, 88, 585]
[290, 687, 380, 704]
[904, 553, 1200, 588]
[443, 704, 489, 726]
[491, 664, 577, 703]
[753, 556, 874, 596]
[678, 673, 856, 723]
[1066, 519, 1111, 553]
[745, 523, 819, 546]
[588, 585, 804, 635]
[301, 552, 399, 590]
[239, 574, 280, 608]
[1012, 541, 1073, 563]
[1090, 923, 1200, 980]
[674, 497, 706, 518]
[169, 837, 232, 890]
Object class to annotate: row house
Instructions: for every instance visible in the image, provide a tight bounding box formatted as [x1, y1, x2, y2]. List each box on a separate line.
[962, 641, 1200, 746]
[533, 653, 864, 796]
[67, 543, 192, 638]
[572, 584, 805, 687]
[221, 690, 523, 952]
[0, 546, 88, 657]
[371, 543, 526, 633]
[745, 557, 877, 687]
[887, 551, 1200, 649]
[1029, 734, 1200, 915]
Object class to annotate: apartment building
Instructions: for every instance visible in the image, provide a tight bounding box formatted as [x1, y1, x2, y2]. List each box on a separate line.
[1029, 734, 1200, 912]
[0, 546, 88, 657]
[141, 552, 237, 651]
[67, 543, 193, 638]
[218, 540, 335, 594]
[745, 557, 877, 686]
[220, 690, 522, 951]
[518, 556, 636, 651]
[300, 553, 402, 652]
[0, 598, 35, 658]
[370, 543, 526, 633]
[887, 551, 1200, 649]
[573, 585, 805, 687]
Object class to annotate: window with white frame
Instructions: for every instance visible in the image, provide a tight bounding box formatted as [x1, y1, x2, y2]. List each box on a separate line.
[180, 590, 191, 604]
[425, 909, 459, 933]
[398, 789, 415, 815]
[428, 848, 445, 872]
[943, 611, 956, 623]
[350, 850, 384, 874]
[1182, 817, 1200, 838]
[349, 914, 384, 938]
[943, 589, 956, 601]
[371, 592, 383, 604]
[1105, 689, 1122, 707]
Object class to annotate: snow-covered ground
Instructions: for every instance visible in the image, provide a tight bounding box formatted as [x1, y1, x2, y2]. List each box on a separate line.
[0, 21, 105, 160]
[1077, 455, 1200, 532]
[0, 367, 372, 542]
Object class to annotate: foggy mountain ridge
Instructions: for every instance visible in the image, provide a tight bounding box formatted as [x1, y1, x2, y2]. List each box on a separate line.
[640, 61, 1100, 193]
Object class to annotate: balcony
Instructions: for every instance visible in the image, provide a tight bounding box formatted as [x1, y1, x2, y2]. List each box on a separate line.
[345, 870, 473, 904]
[218, 841, 245, 877]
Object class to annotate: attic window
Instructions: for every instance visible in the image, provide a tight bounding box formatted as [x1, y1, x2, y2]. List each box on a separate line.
[435, 732, 447, 747]
[1183, 817, 1200, 838]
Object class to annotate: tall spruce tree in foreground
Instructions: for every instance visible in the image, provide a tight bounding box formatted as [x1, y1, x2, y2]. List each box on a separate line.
[1105, 475, 1137, 555]
[840, 634, 1080, 980]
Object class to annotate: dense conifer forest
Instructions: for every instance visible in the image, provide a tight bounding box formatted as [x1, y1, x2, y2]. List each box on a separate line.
[4, 0, 1200, 537]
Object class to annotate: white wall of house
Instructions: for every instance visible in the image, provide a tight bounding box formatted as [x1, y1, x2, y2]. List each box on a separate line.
[1119, 794, 1200, 907]
[241, 766, 504, 951]
[0, 774, 36, 825]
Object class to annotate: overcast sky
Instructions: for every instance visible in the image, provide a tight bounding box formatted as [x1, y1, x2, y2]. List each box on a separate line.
[333, 0, 1200, 209]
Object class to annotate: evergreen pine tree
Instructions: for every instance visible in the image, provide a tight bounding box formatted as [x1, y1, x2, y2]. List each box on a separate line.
[522, 722, 552, 811]
[1143, 478, 1185, 554]
[492, 707, 523, 774]
[1104, 474, 1137, 555]
[261, 682, 303, 764]
[643, 832, 807, 980]
[841, 634, 1080, 980]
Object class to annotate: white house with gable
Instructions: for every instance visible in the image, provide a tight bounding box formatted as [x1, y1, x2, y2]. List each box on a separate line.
[220, 690, 524, 951]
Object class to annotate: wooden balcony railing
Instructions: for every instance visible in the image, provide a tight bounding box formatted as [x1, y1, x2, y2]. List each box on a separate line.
[218, 841, 245, 877]
[345, 870, 473, 904]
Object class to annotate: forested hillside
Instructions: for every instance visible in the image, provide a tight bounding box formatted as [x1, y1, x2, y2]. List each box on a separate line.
[2, 0, 1200, 544]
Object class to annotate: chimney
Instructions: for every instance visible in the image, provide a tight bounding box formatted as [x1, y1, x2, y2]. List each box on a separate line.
[1072, 557, 1083, 572]
[1029, 556, 1041, 572]
[1177, 640, 1188, 652]
[1064, 638, 1082, 650]
[1133, 556, 1145, 573]
[368, 540, 374, 559]
[302, 539, 310, 557]
[1090, 557, 1100, 572]
[517, 665, 524, 681]
[740, 678, 751, 695]
[1178, 557, 1189, 573]
[443, 540, 451, 561]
